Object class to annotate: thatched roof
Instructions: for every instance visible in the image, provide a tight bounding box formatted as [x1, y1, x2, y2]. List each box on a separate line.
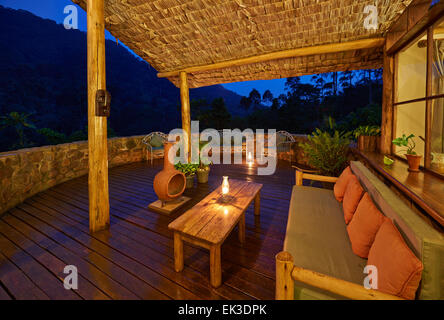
[73, 0, 413, 88]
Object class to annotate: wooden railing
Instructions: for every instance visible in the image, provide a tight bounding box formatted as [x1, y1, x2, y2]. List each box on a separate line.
[275, 252, 404, 300]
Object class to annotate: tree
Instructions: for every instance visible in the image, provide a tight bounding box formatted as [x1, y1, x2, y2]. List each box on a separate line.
[248, 89, 262, 109]
[0, 112, 36, 147]
[210, 98, 231, 130]
[240, 96, 252, 111]
[262, 90, 274, 105]
[271, 98, 280, 110]
[198, 98, 231, 130]
[339, 71, 354, 89]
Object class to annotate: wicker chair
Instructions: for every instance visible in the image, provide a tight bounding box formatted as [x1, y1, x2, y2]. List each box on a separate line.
[142, 132, 168, 165]
[276, 131, 296, 163]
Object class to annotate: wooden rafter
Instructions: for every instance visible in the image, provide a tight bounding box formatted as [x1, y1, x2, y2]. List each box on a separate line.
[157, 38, 386, 78]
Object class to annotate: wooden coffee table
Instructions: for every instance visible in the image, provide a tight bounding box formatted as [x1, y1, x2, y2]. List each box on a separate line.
[168, 179, 262, 287]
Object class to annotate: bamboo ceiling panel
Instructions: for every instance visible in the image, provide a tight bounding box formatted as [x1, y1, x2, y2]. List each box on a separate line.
[73, 0, 413, 87]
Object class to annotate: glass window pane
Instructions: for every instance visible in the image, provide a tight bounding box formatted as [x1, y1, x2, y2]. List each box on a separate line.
[397, 32, 427, 102]
[395, 101, 425, 167]
[431, 98, 444, 174]
[432, 20, 444, 96]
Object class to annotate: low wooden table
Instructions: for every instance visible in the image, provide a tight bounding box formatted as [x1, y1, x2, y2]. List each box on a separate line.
[168, 179, 263, 287]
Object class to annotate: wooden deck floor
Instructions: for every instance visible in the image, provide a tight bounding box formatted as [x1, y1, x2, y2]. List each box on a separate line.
[0, 159, 295, 300]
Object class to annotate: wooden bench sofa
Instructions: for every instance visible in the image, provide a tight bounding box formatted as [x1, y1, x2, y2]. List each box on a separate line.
[276, 161, 444, 300]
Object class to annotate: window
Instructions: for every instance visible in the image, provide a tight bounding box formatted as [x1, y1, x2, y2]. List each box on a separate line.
[394, 18, 444, 175]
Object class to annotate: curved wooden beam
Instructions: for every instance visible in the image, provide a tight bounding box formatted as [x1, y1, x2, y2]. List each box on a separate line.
[157, 38, 385, 78]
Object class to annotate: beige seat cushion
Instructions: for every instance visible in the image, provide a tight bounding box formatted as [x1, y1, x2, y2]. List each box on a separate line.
[284, 186, 367, 286]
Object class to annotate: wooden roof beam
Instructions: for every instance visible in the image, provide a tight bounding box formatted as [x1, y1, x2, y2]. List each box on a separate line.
[157, 38, 386, 78]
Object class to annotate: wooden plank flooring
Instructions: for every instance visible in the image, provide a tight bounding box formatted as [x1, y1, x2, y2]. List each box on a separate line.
[0, 159, 295, 300]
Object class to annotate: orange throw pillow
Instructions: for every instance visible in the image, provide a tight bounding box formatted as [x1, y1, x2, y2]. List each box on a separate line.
[333, 166, 353, 202]
[347, 193, 385, 258]
[342, 175, 364, 224]
[367, 219, 423, 300]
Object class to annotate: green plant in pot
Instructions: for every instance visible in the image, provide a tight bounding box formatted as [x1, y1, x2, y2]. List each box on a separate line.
[392, 134, 422, 172]
[353, 125, 381, 152]
[300, 127, 352, 178]
[197, 141, 212, 183]
[174, 162, 198, 188]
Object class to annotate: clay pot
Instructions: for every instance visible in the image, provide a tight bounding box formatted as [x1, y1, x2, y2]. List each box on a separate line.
[358, 136, 378, 152]
[185, 175, 195, 189]
[405, 154, 422, 172]
[197, 167, 210, 184]
[153, 141, 186, 202]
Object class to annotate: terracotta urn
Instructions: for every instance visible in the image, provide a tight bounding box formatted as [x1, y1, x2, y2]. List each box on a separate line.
[153, 141, 186, 203]
[405, 154, 422, 172]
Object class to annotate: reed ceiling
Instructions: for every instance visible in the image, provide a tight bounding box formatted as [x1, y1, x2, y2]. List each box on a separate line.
[73, 0, 413, 87]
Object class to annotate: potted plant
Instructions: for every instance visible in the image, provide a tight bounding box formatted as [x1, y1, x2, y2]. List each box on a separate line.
[392, 134, 421, 172]
[197, 141, 212, 183]
[353, 125, 381, 152]
[174, 162, 198, 188]
[300, 126, 352, 180]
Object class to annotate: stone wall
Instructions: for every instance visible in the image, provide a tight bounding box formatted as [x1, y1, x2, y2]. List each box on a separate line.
[0, 135, 148, 215]
[0, 133, 309, 215]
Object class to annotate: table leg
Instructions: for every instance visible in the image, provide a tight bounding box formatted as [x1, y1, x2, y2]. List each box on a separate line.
[254, 192, 260, 216]
[174, 232, 184, 272]
[210, 244, 222, 288]
[238, 213, 245, 244]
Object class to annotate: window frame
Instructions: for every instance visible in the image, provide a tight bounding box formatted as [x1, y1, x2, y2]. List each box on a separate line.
[393, 19, 444, 176]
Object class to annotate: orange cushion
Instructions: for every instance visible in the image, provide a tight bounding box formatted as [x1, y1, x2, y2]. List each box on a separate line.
[333, 166, 353, 202]
[342, 176, 365, 224]
[367, 219, 423, 300]
[347, 193, 385, 258]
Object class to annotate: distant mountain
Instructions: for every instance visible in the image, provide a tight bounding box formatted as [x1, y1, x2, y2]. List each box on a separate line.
[0, 6, 245, 140]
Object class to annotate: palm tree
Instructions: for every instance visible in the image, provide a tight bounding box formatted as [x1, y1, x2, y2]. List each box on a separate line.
[0, 112, 36, 147]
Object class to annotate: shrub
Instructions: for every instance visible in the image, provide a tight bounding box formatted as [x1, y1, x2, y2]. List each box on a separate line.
[174, 162, 198, 177]
[300, 128, 351, 177]
[37, 128, 67, 145]
[353, 125, 381, 140]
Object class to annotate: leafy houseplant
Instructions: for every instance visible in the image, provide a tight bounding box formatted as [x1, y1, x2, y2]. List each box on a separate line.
[174, 163, 198, 188]
[353, 125, 381, 152]
[300, 128, 352, 178]
[392, 134, 422, 172]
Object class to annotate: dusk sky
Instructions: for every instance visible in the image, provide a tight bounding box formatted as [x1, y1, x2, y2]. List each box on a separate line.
[0, 0, 309, 98]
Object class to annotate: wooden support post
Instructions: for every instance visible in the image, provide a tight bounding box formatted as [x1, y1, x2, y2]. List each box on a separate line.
[174, 232, 184, 272]
[275, 252, 295, 300]
[179, 71, 191, 162]
[87, 0, 109, 233]
[381, 44, 394, 155]
[210, 244, 222, 288]
[295, 170, 303, 186]
[425, 27, 433, 168]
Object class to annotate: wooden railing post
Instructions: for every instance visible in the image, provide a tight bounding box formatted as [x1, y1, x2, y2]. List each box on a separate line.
[381, 44, 394, 155]
[87, 0, 110, 232]
[295, 170, 303, 186]
[275, 252, 294, 300]
[179, 71, 191, 162]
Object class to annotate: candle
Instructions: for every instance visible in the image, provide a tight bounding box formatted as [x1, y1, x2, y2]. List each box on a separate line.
[222, 176, 229, 195]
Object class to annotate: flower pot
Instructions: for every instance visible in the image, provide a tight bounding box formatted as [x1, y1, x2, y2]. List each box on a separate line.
[185, 175, 195, 189]
[358, 136, 378, 152]
[405, 154, 422, 172]
[197, 167, 210, 184]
